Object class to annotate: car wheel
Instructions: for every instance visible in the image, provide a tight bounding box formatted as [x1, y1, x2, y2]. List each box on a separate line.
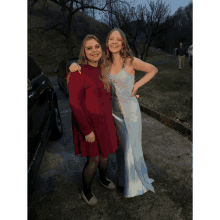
[50, 104, 63, 140]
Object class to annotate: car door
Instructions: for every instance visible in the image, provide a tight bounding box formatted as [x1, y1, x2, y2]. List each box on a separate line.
[28, 58, 50, 169]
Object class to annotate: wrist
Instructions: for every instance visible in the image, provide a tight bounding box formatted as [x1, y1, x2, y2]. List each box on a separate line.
[135, 82, 141, 89]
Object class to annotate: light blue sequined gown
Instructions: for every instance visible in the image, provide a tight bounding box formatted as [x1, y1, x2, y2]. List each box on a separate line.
[108, 66, 155, 198]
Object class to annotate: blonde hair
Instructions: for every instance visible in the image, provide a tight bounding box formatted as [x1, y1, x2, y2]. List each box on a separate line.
[78, 35, 110, 92]
[105, 28, 134, 67]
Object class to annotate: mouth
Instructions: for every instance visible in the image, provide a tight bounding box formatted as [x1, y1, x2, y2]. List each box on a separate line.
[92, 54, 100, 57]
[110, 46, 119, 48]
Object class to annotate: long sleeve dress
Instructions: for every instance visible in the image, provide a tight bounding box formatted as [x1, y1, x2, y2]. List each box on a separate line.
[68, 64, 118, 158]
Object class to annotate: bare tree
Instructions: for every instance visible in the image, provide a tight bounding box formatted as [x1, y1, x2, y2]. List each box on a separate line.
[114, 4, 146, 57]
[100, 0, 136, 28]
[100, 0, 121, 29]
[138, 0, 171, 60]
[100, 0, 171, 60]
[29, 0, 127, 56]
[100, 2, 143, 56]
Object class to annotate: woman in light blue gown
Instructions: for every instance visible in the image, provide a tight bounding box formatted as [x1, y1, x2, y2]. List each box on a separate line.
[68, 28, 158, 198]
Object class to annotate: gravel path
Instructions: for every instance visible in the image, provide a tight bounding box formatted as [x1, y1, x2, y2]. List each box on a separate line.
[28, 76, 192, 220]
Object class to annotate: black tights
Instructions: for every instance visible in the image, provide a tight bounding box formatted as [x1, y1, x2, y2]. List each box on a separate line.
[82, 154, 110, 196]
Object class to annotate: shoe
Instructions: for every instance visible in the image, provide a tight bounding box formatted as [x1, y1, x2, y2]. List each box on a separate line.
[100, 178, 116, 191]
[81, 191, 99, 207]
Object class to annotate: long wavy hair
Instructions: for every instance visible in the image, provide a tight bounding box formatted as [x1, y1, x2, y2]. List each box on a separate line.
[105, 28, 134, 68]
[78, 35, 110, 92]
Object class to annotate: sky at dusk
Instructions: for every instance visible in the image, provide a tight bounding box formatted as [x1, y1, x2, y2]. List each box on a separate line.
[132, 0, 192, 16]
[96, 0, 192, 21]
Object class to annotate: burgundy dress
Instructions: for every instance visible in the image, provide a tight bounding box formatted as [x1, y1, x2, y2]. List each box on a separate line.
[68, 64, 118, 158]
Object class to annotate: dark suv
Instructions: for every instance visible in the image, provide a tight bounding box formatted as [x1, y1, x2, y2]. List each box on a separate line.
[57, 56, 78, 96]
[28, 56, 63, 189]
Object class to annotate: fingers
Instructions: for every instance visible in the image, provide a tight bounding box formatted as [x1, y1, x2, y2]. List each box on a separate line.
[69, 63, 77, 72]
[76, 64, 81, 74]
[130, 91, 135, 98]
[131, 93, 140, 98]
[69, 63, 81, 74]
[69, 66, 74, 72]
[85, 132, 95, 143]
[90, 132, 95, 143]
[70, 67, 78, 72]
[86, 137, 95, 143]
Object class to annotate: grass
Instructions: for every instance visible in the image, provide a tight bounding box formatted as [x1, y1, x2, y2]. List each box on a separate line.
[136, 55, 192, 129]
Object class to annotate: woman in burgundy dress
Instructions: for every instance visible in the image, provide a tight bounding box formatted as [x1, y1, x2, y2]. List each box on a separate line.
[67, 35, 118, 207]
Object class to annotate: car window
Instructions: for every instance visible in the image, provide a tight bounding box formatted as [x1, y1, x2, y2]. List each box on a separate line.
[28, 64, 36, 81]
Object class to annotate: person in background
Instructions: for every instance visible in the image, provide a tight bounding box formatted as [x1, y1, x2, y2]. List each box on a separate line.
[68, 35, 118, 207]
[176, 42, 186, 70]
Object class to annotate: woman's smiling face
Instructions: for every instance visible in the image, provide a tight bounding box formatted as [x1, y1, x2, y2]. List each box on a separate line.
[84, 39, 102, 63]
[108, 31, 123, 54]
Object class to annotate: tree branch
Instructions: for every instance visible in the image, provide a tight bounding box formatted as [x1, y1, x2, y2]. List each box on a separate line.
[29, 23, 67, 36]
[43, 23, 65, 33]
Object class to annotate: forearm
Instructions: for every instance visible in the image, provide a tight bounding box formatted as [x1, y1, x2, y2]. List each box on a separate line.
[70, 105, 93, 136]
[69, 75, 93, 136]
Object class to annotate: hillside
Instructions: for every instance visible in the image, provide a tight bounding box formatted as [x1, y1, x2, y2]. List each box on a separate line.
[28, 0, 111, 74]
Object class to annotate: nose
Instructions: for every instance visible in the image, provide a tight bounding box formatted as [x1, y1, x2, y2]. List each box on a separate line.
[91, 47, 97, 53]
[111, 39, 117, 44]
